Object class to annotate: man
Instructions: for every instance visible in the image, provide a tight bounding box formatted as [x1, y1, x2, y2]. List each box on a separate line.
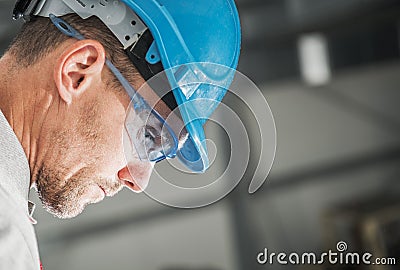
[0, 0, 240, 269]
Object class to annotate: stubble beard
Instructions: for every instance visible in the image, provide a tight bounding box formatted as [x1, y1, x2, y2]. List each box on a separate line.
[34, 165, 123, 219]
[34, 100, 123, 219]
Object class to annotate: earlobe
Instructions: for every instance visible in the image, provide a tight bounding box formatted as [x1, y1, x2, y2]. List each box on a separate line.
[54, 40, 106, 105]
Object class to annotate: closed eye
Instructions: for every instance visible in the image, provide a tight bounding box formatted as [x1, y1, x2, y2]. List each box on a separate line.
[144, 125, 162, 147]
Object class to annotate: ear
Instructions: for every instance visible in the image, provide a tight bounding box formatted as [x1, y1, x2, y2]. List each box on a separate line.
[54, 40, 106, 105]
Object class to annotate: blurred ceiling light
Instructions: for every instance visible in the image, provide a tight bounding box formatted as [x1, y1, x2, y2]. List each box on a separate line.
[298, 33, 331, 86]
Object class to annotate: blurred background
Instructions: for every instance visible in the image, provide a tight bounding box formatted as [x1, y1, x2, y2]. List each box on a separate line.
[1, 0, 400, 269]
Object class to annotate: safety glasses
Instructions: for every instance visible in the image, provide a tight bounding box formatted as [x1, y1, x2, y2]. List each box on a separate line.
[49, 14, 178, 162]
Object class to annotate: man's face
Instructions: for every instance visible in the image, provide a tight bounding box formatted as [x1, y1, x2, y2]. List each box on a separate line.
[30, 37, 187, 219]
[34, 81, 154, 219]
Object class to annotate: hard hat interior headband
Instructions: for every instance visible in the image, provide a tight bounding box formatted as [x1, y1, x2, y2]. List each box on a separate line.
[126, 29, 178, 111]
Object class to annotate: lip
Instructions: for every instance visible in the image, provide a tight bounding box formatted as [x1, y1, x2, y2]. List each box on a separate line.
[99, 186, 107, 196]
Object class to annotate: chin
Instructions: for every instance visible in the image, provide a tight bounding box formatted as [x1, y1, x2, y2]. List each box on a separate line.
[38, 178, 107, 219]
[43, 192, 105, 219]
[43, 200, 85, 219]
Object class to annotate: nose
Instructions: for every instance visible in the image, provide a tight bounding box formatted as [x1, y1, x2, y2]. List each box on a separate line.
[117, 162, 154, 193]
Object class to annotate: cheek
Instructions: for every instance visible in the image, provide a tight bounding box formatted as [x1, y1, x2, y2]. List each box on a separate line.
[87, 91, 130, 173]
[96, 127, 122, 168]
[97, 112, 127, 171]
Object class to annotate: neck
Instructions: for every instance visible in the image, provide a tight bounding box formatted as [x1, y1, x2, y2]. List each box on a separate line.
[0, 53, 54, 186]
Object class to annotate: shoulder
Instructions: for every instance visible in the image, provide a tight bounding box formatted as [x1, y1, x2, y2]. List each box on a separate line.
[0, 186, 41, 270]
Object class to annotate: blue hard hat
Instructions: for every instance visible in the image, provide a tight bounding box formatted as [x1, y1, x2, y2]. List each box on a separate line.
[122, 0, 241, 172]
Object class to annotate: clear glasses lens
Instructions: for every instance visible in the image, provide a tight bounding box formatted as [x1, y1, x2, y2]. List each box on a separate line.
[125, 103, 177, 162]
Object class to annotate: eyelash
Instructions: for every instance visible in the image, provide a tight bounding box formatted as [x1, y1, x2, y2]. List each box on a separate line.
[144, 125, 161, 145]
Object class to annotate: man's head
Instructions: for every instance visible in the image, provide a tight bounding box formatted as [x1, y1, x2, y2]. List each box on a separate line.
[5, 14, 177, 218]
[5, 0, 241, 218]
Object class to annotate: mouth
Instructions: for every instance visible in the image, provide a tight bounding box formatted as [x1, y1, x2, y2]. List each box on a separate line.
[99, 185, 107, 196]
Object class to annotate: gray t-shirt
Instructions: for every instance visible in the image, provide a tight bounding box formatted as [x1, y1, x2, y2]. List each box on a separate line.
[0, 110, 40, 270]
